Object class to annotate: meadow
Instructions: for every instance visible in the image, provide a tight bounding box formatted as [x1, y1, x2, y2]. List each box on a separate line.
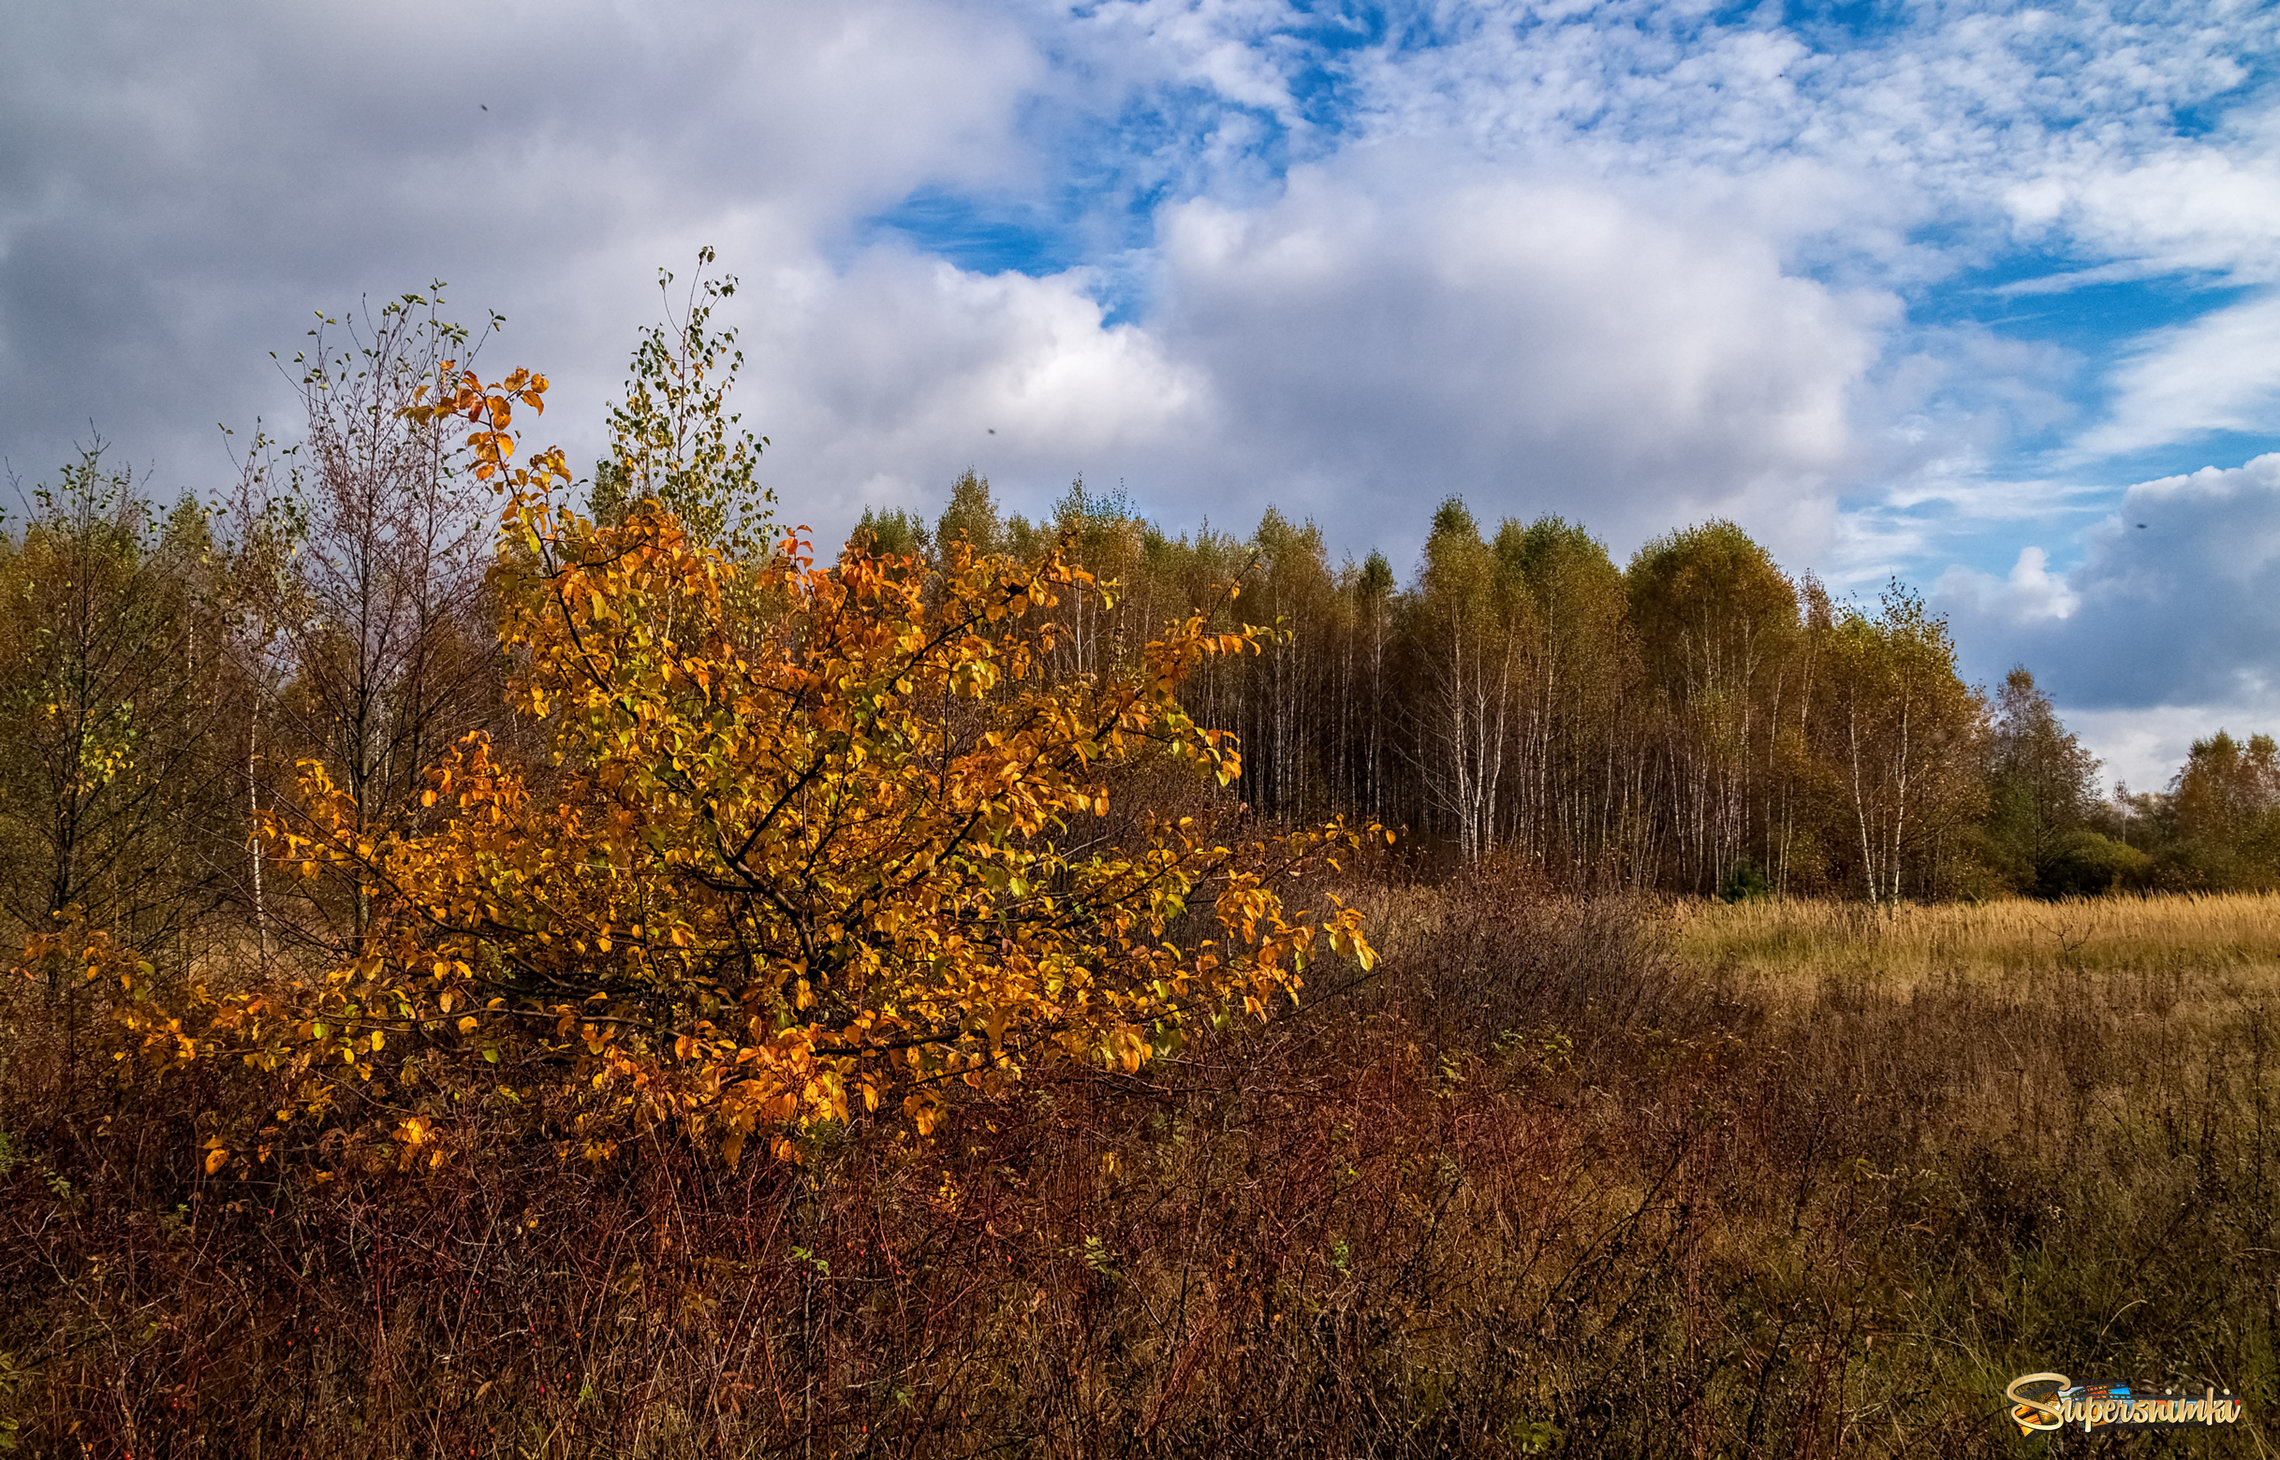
[5, 882, 2275, 1457]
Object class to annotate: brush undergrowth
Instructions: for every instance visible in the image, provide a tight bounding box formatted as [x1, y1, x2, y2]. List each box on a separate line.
[3, 878, 2275, 1456]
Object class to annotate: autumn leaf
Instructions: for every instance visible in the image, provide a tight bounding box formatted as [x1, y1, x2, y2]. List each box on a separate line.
[207, 365, 1375, 1169]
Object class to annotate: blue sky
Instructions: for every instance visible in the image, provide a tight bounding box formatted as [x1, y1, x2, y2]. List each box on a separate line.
[4, 0, 2279, 787]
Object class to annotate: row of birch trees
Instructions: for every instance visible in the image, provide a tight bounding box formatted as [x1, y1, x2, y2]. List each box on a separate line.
[863, 477, 1992, 900]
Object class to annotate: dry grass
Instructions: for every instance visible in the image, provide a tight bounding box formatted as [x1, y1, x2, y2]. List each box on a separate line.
[5, 882, 2278, 1456]
[1672, 891, 2280, 992]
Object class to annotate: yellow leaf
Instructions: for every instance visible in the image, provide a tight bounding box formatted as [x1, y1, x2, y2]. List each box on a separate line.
[207, 430, 1349, 1178]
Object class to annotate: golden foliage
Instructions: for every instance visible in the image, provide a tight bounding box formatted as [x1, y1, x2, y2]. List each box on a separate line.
[144, 367, 1373, 1172]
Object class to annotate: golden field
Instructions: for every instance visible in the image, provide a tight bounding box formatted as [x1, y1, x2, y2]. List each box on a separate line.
[1673, 891, 2280, 988]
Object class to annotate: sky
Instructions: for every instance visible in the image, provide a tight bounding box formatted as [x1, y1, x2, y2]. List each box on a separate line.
[4, 0, 2278, 791]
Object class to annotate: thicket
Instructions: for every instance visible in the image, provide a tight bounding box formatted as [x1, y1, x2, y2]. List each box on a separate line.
[3, 271, 2277, 1454]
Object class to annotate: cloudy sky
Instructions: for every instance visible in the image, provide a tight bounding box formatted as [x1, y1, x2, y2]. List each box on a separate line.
[5, 0, 2278, 788]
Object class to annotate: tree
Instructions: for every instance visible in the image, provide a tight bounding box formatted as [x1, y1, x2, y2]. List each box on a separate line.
[601, 247, 773, 555]
[1041, 478, 1146, 681]
[1492, 517, 1635, 879]
[2165, 731, 2280, 889]
[848, 506, 930, 560]
[1350, 550, 1396, 822]
[1817, 585, 1986, 903]
[1985, 666, 2100, 894]
[228, 290, 501, 948]
[1627, 522, 1799, 893]
[935, 468, 1003, 557]
[0, 448, 232, 978]
[186, 368, 1374, 1173]
[1407, 499, 1521, 862]
[1238, 507, 1341, 821]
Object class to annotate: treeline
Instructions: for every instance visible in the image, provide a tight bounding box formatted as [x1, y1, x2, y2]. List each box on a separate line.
[858, 474, 2280, 900]
[4, 283, 2276, 976]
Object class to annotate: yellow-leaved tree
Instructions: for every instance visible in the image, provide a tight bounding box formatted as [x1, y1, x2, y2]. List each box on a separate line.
[182, 368, 1372, 1172]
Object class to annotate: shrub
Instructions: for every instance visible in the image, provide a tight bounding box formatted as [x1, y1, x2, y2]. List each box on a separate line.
[126, 368, 1374, 1180]
[2037, 828, 2151, 897]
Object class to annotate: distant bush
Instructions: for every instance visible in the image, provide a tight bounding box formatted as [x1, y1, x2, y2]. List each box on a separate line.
[1718, 859, 1771, 903]
[2037, 828, 2151, 898]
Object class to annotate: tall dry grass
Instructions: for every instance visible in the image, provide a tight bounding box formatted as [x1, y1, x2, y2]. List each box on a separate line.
[3, 880, 2276, 1456]
[1675, 890, 2280, 989]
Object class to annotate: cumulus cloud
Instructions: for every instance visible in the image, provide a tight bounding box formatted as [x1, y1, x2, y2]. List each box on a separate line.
[1937, 453, 2280, 785]
[1936, 544, 2081, 625]
[0, 0, 1039, 489]
[733, 247, 1203, 529]
[1135, 156, 1880, 559]
[662, 154, 1885, 575]
[2061, 454, 2280, 703]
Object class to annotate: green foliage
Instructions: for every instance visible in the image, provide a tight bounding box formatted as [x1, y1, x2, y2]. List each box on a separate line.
[0, 445, 230, 954]
[2038, 828, 2151, 897]
[1717, 859, 1770, 902]
[1356, 548, 1395, 602]
[849, 504, 931, 559]
[604, 246, 774, 554]
[1818, 584, 1988, 903]
[2096, 730, 2280, 892]
[1626, 519, 1797, 701]
[2168, 731, 2280, 887]
[935, 468, 1002, 555]
[1986, 666, 2102, 895]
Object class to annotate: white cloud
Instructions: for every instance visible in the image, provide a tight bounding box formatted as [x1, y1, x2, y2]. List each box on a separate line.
[0, 0, 1042, 488]
[1026, 0, 2280, 584]
[734, 248, 1204, 530]
[1310, 0, 2274, 268]
[1934, 544, 2080, 625]
[683, 154, 1886, 567]
[1940, 453, 2280, 709]
[1131, 153, 1883, 562]
[2059, 703, 2280, 800]
[2075, 290, 2280, 458]
[2029, 133, 2280, 284]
